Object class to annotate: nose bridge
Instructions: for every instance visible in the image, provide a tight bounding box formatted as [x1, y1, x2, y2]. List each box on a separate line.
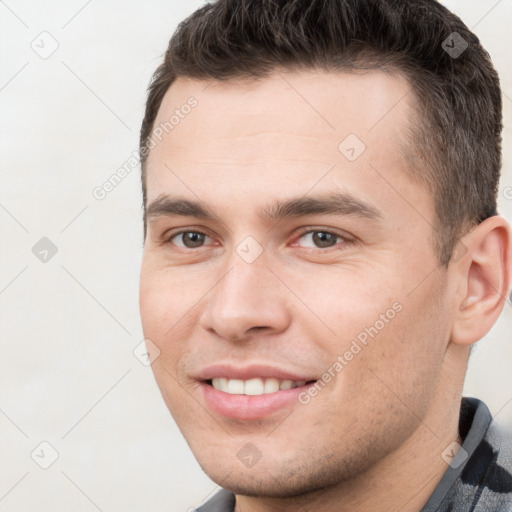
[214, 249, 273, 315]
[199, 245, 290, 340]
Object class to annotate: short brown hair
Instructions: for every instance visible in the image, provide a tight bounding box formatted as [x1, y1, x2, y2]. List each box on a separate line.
[140, 0, 502, 266]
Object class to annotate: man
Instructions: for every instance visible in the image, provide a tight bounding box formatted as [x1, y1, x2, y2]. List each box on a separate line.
[138, 0, 512, 510]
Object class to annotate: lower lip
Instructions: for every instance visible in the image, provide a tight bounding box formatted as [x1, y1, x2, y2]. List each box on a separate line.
[200, 381, 315, 420]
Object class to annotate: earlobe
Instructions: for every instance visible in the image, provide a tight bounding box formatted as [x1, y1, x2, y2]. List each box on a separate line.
[450, 215, 512, 346]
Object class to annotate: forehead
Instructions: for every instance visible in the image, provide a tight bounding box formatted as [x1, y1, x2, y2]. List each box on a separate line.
[145, 69, 432, 227]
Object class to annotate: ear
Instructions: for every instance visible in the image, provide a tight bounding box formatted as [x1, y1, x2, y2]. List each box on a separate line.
[450, 215, 512, 346]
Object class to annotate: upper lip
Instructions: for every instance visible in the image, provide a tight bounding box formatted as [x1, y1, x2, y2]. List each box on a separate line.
[195, 363, 317, 382]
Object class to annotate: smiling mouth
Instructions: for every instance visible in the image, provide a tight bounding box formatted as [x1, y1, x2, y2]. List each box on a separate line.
[206, 377, 317, 395]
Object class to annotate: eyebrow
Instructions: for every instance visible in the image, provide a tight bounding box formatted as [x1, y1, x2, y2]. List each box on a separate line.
[146, 192, 383, 224]
[260, 192, 382, 222]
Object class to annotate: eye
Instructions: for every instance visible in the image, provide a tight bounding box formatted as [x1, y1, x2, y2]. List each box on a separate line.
[163, 228, 353, 252]
[167, 230, 213, 249]
[294, 229, 353, 250]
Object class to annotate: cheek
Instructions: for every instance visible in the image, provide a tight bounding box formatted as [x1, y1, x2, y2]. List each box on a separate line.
[139, 267, 193, 386]
[290, 263, 445, 393]
[139, 269, 197, 417]
[286, 263, 401, 341]
[139, 261, 202, 337]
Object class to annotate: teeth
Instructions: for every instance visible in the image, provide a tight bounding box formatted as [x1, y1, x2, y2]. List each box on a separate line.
[279, 380, 293, 390]
[264, 378, 280, 394]
[211, 377, 308, 395]
[227, 379, 244, 394]
[245, 378, 264, 395]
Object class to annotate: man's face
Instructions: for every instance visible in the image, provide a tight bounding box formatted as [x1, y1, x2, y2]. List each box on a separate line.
[139, 70, 457, 496]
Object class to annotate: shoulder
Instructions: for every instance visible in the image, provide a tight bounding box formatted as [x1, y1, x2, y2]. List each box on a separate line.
[195, 489, 236, 512]
[451, 401, 512, 511]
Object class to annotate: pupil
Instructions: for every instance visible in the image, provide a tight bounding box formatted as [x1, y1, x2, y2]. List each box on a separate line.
[313, 231, 335, 248]
[184, 232, 205, 248]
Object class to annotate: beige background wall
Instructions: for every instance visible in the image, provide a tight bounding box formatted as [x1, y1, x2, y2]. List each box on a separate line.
[0, 1, 511, 510]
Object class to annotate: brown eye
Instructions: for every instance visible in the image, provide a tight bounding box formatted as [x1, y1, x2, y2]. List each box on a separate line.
[170, 231, 210, 248]
[299, 230, 342, 249]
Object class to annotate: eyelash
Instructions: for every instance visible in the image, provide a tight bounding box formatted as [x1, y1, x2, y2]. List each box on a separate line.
[163, 227, 355, 252]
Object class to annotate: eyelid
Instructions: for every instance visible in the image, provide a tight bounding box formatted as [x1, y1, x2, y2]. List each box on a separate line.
[294, 225, 354, 238]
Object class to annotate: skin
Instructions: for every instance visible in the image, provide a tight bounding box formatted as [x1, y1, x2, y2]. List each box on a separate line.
[139, 69, 512, 511]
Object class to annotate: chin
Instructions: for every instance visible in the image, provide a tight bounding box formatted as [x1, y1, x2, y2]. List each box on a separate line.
[192, 446, 371, 499]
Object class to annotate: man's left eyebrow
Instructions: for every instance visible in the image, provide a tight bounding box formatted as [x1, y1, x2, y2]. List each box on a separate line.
[259, 192, 383, 222]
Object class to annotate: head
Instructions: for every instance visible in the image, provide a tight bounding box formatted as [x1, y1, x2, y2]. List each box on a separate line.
[138, 0, 511, 500]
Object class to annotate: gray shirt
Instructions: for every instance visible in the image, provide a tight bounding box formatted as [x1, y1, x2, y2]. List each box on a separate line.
[195, 397, 512, 511]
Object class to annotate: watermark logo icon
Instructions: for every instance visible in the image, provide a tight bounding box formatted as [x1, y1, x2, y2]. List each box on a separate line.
[32, 237, 58, 263]
[441, 441, 468, 469]
[133, 338, 161, 367]
[237, 442, 262, 468]
[442, 32, 468, 59]
[338, 134, 366, 162]
[31, 31, 59, 59]
[236, 236, 263, 264]
[31, 441, 59, 469]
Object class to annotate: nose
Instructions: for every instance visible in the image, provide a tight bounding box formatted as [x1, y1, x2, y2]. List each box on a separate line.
[198, 253, 291, 342]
